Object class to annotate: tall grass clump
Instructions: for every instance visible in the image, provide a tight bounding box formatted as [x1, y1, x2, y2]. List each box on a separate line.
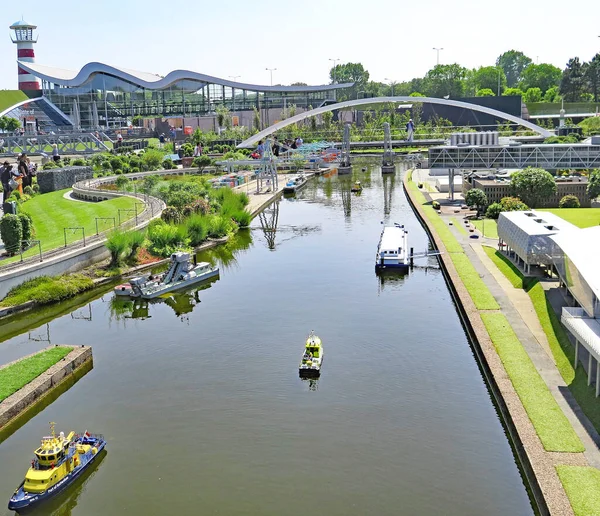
[0, 274, 94, 307]
[105, 230, 131, 266]
[127, 231, 146, 260]
[207, 215, 235, 238]
[230, 210, 251, 227]
[148, 223, 190, 257]
[185, 215, 209, 246]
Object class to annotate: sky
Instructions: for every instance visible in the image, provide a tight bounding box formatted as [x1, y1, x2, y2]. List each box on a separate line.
[1, 0, 599, 91]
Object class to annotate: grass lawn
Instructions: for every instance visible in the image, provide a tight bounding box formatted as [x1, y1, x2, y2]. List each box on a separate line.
[453, 219, 469, 236]
[483, 246, 600, 436]
[3, 189, 137, 264]
[471, 219, 499, 239]
[539, 208, 600, 228]
[450, 253, 500, 310]
[556, 466, 600, 516]
[0, 274, 94, 306]
[0, 90, 28, 113]
[481, 312, 584, 452]
[0, 347, 71, 402]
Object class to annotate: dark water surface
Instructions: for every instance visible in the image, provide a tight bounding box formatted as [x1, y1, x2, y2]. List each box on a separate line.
[0, 164, 534, 515]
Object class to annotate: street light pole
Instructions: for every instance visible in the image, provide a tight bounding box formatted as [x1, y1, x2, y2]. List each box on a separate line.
[433, 47, 444, 66]
[265, 68, 277, 86]
[329, 58, 340, 101]
[385, 78, 396, 97]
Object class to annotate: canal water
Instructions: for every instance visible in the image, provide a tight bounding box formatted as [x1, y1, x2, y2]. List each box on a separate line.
[0, 164, 534, 515]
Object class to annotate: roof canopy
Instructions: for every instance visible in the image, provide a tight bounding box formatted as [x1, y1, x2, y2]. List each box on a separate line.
[10, 20, 36, 29]
[17, 61, 353, 93]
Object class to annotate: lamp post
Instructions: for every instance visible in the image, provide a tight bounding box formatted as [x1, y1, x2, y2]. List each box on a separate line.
[265, 68, 277, 86]
[433, 47, 444, 66]
[329, 58, 340, 101]
[385, 78, 396, 97]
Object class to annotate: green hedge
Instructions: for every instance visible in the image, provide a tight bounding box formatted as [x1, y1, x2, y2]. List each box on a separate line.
[0, 274, 94, 307]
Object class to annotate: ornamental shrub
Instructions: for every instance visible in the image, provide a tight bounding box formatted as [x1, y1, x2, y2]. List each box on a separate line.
[193, 155, 215, 172]
[72, 158, 85, 166]
[185, 214, 209, 246]
[162, 159, 175, 170]
[207, 214, 235, 238]
[485, 202, 503, 219]
[148, 223, 189, 257]
[161, 206, 183, 224]
[559, 194, 580, 208]
[18, 212, 33, 245]
[141, 149, 164, 171]
[23, 185, 34, 196]
[110, 156, 123, 171]
[0, 214, 23, 255]
[105, 230, 130, 266]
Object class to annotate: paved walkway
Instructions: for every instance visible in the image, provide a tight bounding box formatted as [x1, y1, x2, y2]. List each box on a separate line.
[446, 215, 600, 469]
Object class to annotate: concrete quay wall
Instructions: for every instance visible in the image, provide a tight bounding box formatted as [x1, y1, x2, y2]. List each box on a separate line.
[402, 174, 552, 515]
[0, 346, 92, 429]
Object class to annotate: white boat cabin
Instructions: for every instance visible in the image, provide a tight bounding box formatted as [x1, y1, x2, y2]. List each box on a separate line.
[376, 226, 409, 268]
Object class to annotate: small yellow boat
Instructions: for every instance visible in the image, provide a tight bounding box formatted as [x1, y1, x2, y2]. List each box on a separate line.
[351, 181, 362, 192]
[299, 331, 323, 377]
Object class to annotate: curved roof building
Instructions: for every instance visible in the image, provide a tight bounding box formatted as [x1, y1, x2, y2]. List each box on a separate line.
[17, 60, 353, 128]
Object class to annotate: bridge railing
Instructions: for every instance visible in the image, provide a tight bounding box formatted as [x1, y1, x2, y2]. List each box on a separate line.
[0, 133, 109, 157]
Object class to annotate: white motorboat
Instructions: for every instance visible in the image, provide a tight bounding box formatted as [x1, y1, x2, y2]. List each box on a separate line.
[114, 252, 219, 299]
[375, 224, 409, 270]
[283, 175, 308, 194]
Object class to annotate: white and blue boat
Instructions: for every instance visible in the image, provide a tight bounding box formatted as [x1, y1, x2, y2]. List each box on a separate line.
[8, 423, 106, 512]
[375, 224, 409, 270]
[283, 175, 308, 194]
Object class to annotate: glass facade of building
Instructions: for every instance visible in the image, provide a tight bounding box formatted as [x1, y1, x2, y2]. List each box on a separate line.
[41, 73, 336, 129]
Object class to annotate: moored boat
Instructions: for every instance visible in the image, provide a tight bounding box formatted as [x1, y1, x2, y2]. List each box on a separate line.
[375, 224, 409, 270]
[283, 175, 308, 194]
[299, 331, 323, 377]
[351, 181, 362, 192]
[113, 252, 219, 300]
[8, 423, 106, 512]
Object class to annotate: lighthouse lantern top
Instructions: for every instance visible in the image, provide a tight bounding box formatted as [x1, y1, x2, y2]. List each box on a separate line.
[10, 20, 37, 42]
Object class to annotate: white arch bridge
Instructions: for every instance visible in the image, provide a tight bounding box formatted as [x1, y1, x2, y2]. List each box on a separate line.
[236, 96, 552, 148]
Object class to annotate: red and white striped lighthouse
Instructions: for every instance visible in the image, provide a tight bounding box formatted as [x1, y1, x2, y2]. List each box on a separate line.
[10, 20, 40, 91]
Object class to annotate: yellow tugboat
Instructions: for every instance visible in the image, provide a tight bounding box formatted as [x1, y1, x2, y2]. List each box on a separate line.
[8, 423, 106, 512]
[299, 330, 324, 377]
[351, 181, 363, 193]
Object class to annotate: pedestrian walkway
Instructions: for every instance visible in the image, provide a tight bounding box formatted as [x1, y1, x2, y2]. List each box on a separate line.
[447, 219, 600, 468]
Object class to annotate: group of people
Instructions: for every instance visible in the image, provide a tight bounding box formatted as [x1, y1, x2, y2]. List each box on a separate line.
[251, 136, 304, 159]
[1, 153, 37, 203]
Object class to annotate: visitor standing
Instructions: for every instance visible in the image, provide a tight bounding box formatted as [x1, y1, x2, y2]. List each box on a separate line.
[406, 118, 414, 142]
[272, 136, 280, 157]
[52, 144, 60, 162]
[18, 153, 31, 189]
[256, 140, 265, 158]
[159, 133, 166, 148]
[1, 161, 12, 203]
[193, 143, 203, 157]
[295, 136, 303, 148]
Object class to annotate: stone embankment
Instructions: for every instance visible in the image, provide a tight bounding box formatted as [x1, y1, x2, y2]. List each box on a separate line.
[0, 346, 92, 429]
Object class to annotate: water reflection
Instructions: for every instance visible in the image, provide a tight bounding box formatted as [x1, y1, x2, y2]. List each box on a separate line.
[108, 278, 218, 322]
[382, 174, 396, 216]
[300, 377, 319, 391]
[376, 268, 409, 294]
[196, 229, 253, 270]
[24, 450, 107, 516]
[258, 199, 280, 250]
[339, 176, 353, 220]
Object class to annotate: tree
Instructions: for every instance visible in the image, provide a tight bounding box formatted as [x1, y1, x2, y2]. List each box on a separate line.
[585, 53, 600, 102]
[510, 167, 557, 208]
[0, 116, 21, 132]
[559, 195, 580, 208]
[329, 62, 369, 100]
[503, 87, 524, 97]
[520, 63, 561, 94]
[543, 86, 560, 103]
[215, 104, 230, 129]
[485, 203, 503, 219]
[499, 196, 529, 212]
[424, 64, 467, 98]
[496, 50, 533, 87]
[290, 82, 308, 86]
[587, 169, 600, 200]
[409, 91, 424, 97]
[579, 116, 600, 136]
[252, 107, 260, 131]
[560, 57, 586, 102]
[476, 88, 495, 97]
[465, 188, 488, 214]
[473, 66, 506, 95]
[523, 87, 543, 103]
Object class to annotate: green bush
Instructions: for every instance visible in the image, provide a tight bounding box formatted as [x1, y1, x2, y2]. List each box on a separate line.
[62, 157, 71, 166]
[18, 212, 33, 245]
[148, 223, 189, 257]
[230, 210, 251, 227]
[187, 198, 211, 215]
[181, 143, 194, 157]
[161, 206, 183, 224]
[192, 155, 215, 172]
[101, 160, 112, 171]
[23, 185, 34, 196]
[207, 214, 235, 238]
[114, 169, 123, 175]
[130, 167, 140, 173]
[110, 156, 123, 171]
[185, 214, 209, 246]
[162, 158, 175, 170]
[0, 214, 23, 255]
[485, 202, 502, 219]
[42, 161, 58, 170]
[147, 218, 166, 231]
[72, 158, 85, 166]
[127, 231, 145, 260]
[559, 194, 580, 208]
[142, 149, 164, 171]
[115, 176, 131, 191]
[105, 230, 131, 266]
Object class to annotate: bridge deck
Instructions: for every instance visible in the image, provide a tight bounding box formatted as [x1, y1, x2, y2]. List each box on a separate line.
[428, 144, 600, 170]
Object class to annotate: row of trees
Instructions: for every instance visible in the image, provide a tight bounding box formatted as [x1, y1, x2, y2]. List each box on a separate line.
[465, 168, 600, 217]
[0, 116, 20, 132]
[329, 50, 600, 103]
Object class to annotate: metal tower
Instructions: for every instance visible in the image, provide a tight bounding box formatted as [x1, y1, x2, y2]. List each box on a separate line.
[256, 138, 279, 193]
[382, 122, 395, 173]
[10, 19, 40, 90]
